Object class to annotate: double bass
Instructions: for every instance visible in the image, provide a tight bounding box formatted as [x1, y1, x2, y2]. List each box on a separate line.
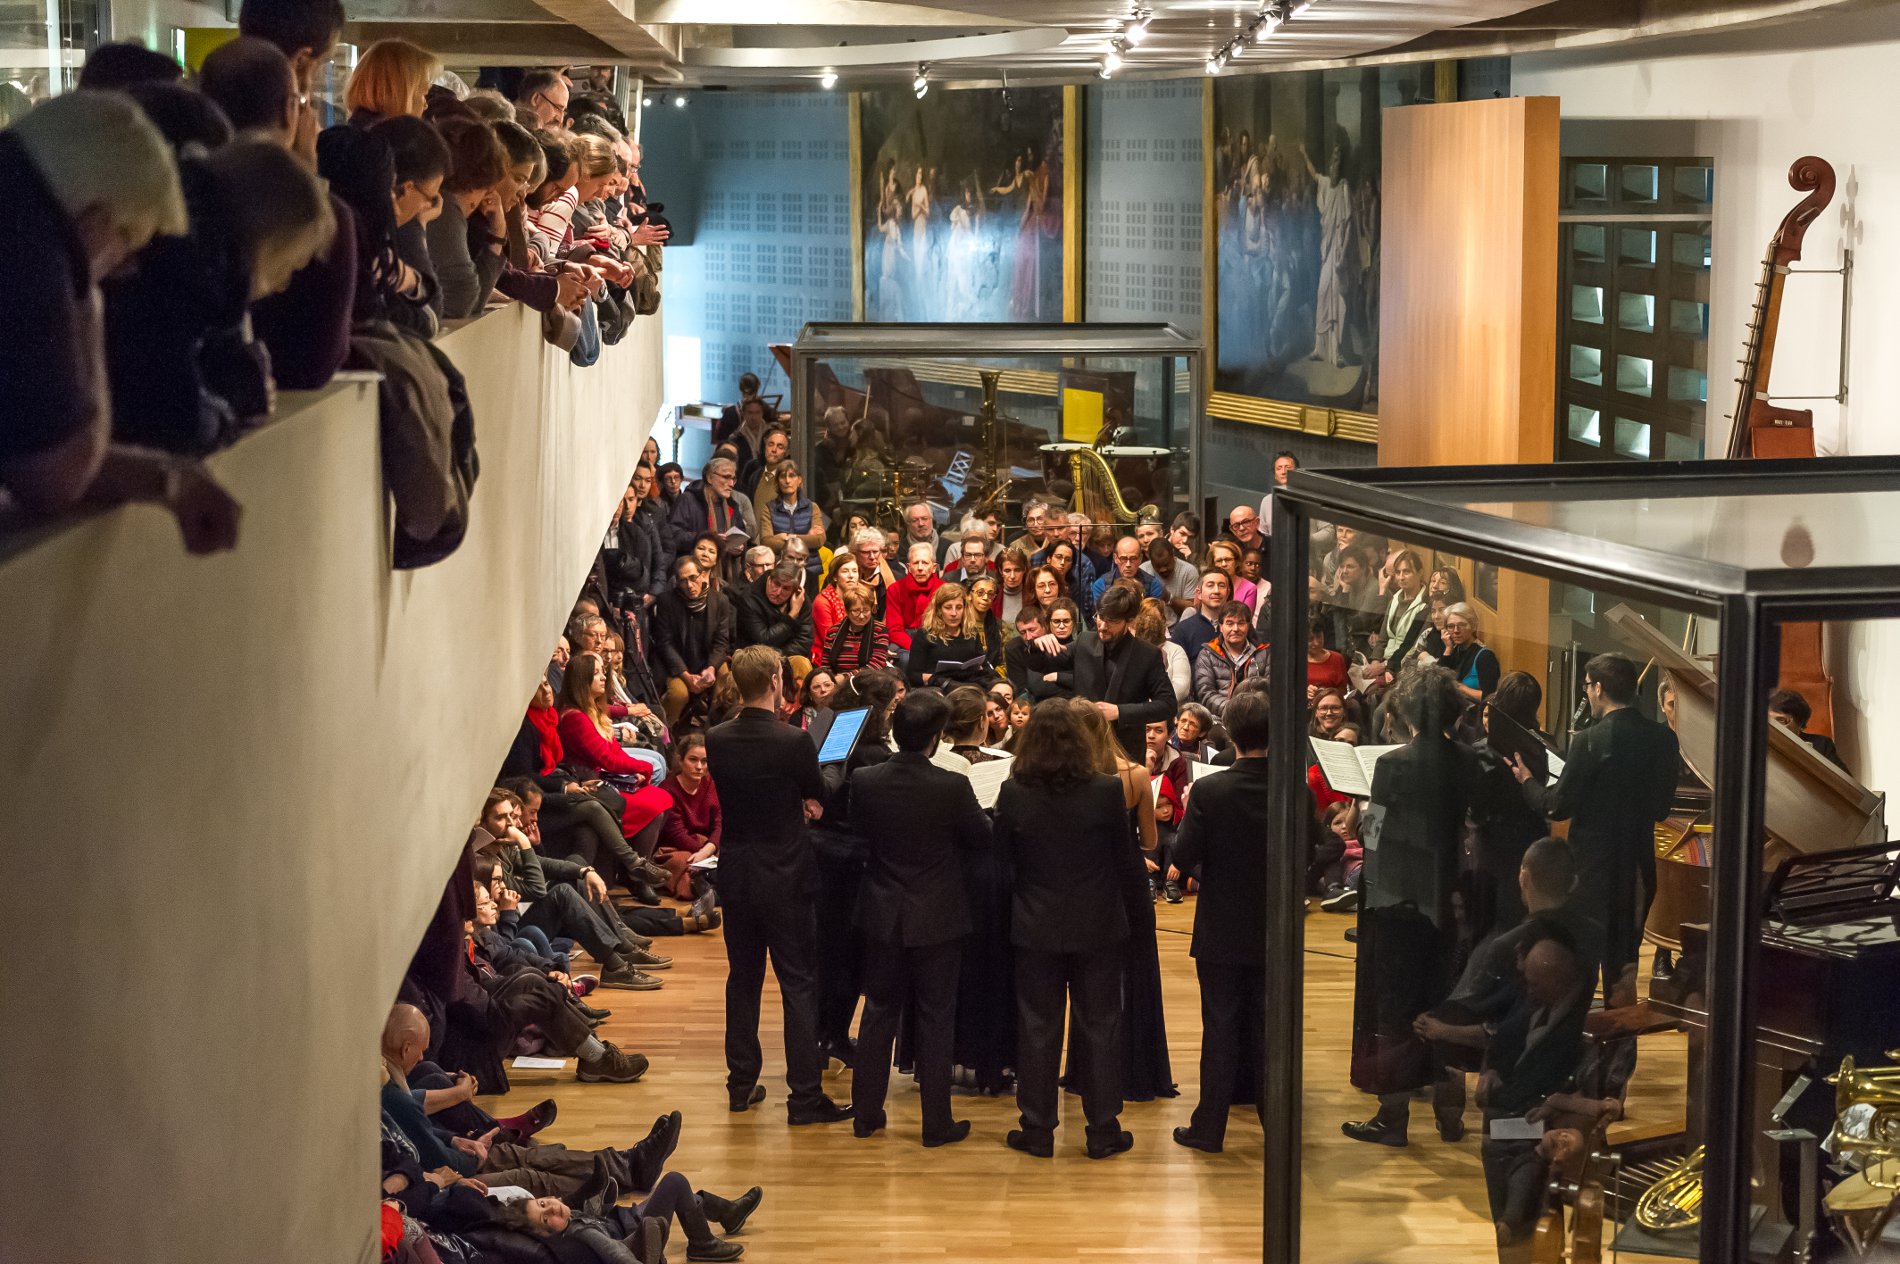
[1725, 155, 1839, 735]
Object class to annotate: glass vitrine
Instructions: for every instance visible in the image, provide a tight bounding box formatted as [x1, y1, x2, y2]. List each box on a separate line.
[788, 322, 1202, 543]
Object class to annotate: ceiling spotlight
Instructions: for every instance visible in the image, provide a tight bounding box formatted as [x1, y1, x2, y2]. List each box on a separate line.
[672, 93, 686, 108]
[1103, 46, 1123, 75]
[819, 68, 837, 89]
[1204, 54, 1221, 75]
[913, 62, 929, 98]
[1254, 11, 1280, 40]
[642, 95, 654, 108]
[1124, 7, 1152, 44]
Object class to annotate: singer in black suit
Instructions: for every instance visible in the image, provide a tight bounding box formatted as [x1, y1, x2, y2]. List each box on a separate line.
[1065, 585, 1177, 760]
[994, 699, 1137, 1160]
[704, 646, 851, 1125]
[1512, 653, 1678, 1004]
[1169, 692, 1299, 1154]
[845, 691, 993, 1146]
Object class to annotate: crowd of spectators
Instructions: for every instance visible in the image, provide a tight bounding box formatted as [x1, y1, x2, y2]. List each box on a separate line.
[1, 3, 667, 571]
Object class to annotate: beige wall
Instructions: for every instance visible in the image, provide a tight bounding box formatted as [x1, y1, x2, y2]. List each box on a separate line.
[1377, 96, 1560, 693]
[0, 305, 660, 1264]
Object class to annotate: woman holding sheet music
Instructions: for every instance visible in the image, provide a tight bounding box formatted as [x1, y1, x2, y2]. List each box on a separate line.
[905, 582, 1001, 688]
[1470, 672, 1553, 934]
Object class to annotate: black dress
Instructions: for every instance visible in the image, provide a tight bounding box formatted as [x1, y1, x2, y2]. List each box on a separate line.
[1066, 770, 1177, 1101]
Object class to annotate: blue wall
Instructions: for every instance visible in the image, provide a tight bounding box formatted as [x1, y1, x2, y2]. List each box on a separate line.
[641, 92, 854, 419]
[1084, 81, 1204, 334]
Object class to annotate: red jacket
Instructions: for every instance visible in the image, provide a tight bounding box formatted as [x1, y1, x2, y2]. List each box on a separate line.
[883, 574, 941, 651]
[556, 707, 650, 781]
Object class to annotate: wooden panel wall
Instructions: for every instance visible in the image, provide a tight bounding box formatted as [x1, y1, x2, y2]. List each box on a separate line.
[1378, 95, 1561, 700]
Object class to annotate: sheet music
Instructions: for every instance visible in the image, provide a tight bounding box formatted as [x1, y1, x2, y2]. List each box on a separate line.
[1190, 761, 1225, 781]
[1355, 744, 1402, 785]
[964, 756, 1015, 809]
[1310, 738, 1373, 798]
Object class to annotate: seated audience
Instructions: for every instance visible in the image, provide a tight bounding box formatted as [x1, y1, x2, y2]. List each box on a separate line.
[654, 734, 721, 904]
[1193, 600, 1269, 718]
[885, 540, 943, 656]
[907, 582, 1000, 688]
[653, 555, 735, 726]
[733, 558, 815, 683]
[1170, 569, 1232, 669]
[814, 582, 890, 676]
[759, 458, 825, 578]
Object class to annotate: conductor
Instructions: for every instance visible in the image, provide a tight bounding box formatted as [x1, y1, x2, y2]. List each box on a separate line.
[705, 645, 852, 1125]
[1510, 653, 1678, 1006]
[846, 690, 993, 1147]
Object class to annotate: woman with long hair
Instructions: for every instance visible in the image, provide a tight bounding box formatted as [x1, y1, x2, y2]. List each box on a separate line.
[653, 734, 721, 907]
[1468, 670, 1551, 932]
[994, 698, 1137, 1156]
[906, 581, 998, 687]
[1028, 562, 1066, 611]
[1068, 700, 1175, 1103]
[996, 546, 1030, 626]
[1134, 596, 1191, 704]
[1043, 538, 1093, 621]
[556, 652, 674, 840]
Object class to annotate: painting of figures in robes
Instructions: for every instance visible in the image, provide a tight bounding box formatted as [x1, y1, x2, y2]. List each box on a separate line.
[1212, 66, 1431, 412]
[858, 85, 1065, 322]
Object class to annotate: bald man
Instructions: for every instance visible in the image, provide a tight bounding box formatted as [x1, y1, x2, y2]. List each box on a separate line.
[380, 1003, 683, 1197]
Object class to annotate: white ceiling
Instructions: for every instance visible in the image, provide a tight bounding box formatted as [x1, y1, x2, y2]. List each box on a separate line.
[673, 0, 1558, 85]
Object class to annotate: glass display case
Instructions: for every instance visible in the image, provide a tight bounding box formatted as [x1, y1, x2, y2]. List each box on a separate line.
[787, 323, 1202, 541]
[1268, 455, 1900, 1264]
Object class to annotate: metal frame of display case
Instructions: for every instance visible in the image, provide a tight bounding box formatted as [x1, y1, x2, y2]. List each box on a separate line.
[788, 322, 1205, 526]
[1266, 454, 1900, 1264]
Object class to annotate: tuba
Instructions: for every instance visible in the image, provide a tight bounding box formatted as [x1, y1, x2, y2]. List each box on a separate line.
[1069, 447, 1156, 527]
[1825, 1052, 1900, 1255]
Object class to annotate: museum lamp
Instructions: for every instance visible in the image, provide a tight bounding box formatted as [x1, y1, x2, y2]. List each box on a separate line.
[820, 69, 837, 89]
[913, 63, 929, 98]
[1103, 46, 1123, 75]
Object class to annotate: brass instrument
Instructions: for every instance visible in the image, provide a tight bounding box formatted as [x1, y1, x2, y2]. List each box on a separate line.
[1825, 1051, 1900, 1255]
[1069, 446, 1156, 527]
[970, 368, 1015, 514]
[1633, 1145, 1705, 1232]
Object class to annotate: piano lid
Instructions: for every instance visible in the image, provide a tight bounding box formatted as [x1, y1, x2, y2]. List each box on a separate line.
[1605, 604, 1885, 857]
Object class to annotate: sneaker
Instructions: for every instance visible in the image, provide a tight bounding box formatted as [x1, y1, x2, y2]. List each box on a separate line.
[1163, 879, 1183, 904]
[633, 860, 671, 887]
[1321, 886, 1360, 913]
[577, 1043, 649, 1083]
[571, 975, 599, 998]
[600, 966, 664, 991]
[623, 946, 673, 970]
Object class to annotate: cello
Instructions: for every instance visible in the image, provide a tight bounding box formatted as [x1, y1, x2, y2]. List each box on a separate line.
[1725, 155, 1838, 735]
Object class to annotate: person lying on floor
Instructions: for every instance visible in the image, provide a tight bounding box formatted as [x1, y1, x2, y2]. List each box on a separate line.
[477, 1174, 761, 1263]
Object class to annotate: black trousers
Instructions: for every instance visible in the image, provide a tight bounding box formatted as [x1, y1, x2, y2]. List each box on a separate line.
[1481, 1132, 1548, 1260]
[538, 795, 634, 878]
[853, 937, 961, 1136]
[722, 896, 826, 1108]
[1015, 945, 1124, 1142]
[813, 852, 864, 1045]
[1188, 959, 1267, 1143]
[488, 967, 597, 1057]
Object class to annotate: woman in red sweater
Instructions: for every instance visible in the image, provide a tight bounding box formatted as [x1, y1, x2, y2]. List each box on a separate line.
[653, 734, 721, 903]
[556, 653, 674, 838]
[1305, 616, 1350, 702]
[811, 552, 860, 649]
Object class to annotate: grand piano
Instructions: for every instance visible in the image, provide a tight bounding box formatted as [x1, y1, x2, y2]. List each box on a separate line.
[1601, 606, 1900, 1258]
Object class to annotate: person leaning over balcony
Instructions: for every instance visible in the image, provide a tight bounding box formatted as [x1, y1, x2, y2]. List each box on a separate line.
[653, 554, 736, 727]
[0, 90, 240, 553]
[423, 113, 508, 320]
[340, 37, 441, 303]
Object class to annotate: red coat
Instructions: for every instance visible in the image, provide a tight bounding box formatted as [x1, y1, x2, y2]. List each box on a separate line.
[554, 708, 672, 835]
[883, 574, 941, 650]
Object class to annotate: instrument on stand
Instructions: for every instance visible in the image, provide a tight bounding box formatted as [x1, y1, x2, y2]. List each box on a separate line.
[1726, 155, 1840, 737]
[1825, 1050, 1900, 1255]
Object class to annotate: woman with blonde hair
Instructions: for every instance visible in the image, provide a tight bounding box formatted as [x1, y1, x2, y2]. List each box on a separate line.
[1066, 699, 1175, 1103]
[1133, 596, 1191, 704]
[906, 581, 999, 687]
[344, 38, 438, 123]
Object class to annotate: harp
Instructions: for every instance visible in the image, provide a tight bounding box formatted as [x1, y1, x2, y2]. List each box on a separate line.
[1069, 447, 1157, 526]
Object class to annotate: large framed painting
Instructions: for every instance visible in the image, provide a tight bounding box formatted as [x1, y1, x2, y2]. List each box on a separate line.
[1210, 66, 1432, 413]
[855, 85, 1068, 322]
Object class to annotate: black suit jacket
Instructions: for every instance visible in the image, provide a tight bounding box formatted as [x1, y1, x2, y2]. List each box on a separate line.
[705, 707, 827, 905]
[1367, 734, 1483, 932]
[1070, 631, 1177, 758]
[994, 774, 1133, 953]
[1521, 706, 1678, 894]
[1172, 757, 1310, 967]
[732, 574, 815, 656]
[848, 751, 992, 946]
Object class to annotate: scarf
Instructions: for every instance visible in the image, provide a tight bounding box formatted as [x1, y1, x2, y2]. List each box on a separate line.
[683, 588, 709, 615]
[526, 704, 561, 775]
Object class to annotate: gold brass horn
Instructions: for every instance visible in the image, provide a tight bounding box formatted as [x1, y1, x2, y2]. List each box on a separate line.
[1634, 1145, 1705, 1232]
[1828, 1052, 1900, 1190]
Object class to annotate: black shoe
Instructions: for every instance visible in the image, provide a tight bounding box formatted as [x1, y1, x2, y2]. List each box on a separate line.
[685, 1237, 744, 1262]
[1149, 875, 1160, 903]
[697, 1185, 762, 1235]
[625, 879, 663, 907]
[818, 1036, 857, 1068]
[1005, 1129, 1053, 1158]
[922, 1120, 971, 1148]
[1343, 926, 1360, 943]
[1163, 878, 1184, 903]
[728, 1085, 766, 1113]
[564, 1156, 617, 1212]
[1435, 1110, 1466, 1143]
[1340, 1117, 1407, 1147]
[1321, 886, 1361, 913]
[624, 1110, 683, 1190]
[636, 1215, 665, 1264]
[1172, 1126, 1222, 1154]
[1086, 1129, 1134, 1160]
[632, 859, 671, 888]
[578, 999, 613, 1019]
[852, 1112, 886, 1138]
[787, 1097, 852, 1126]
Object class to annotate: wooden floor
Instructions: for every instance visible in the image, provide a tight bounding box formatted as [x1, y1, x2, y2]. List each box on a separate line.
[487, 901, 1688, 1262]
